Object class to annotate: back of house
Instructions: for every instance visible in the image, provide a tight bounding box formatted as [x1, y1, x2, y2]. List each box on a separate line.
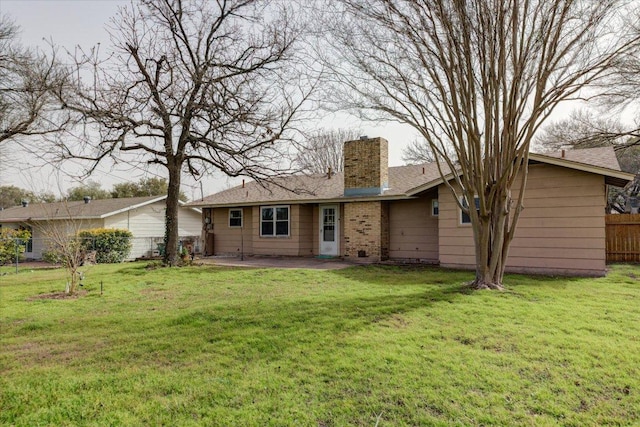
[189, 138, 634, 276]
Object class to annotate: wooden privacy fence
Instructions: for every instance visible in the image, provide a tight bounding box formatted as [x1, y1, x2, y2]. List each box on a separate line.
[606, 214, 640, 263]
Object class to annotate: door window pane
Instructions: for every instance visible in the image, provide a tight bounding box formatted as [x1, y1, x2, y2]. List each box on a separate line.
[323, 225, 335, 242]
[322, 207, 336, 242]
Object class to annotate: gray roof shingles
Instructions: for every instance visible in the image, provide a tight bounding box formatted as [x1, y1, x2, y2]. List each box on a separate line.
[535, 146, 623, 171]
[0, 195, 166, 222]
[189, 146, 630, 208]
[189, 163, 448, 208]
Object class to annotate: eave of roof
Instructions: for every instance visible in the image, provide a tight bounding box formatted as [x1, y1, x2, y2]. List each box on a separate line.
[189, 147, 634, 209]
[21, 196, 169, 221]
[406, 153, 635, 195]
[0, 195, 203, 223]
[191, 193, 423, 209]
[405, 172, 456, 196]
[96, 195, 167, 219]
[527, 152, 634, 187]
[0, 217, 35, 223]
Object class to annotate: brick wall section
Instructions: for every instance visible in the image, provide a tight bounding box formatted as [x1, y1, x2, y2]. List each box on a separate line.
[381, 202, 390, 259]
[344, 201, 389, 261]
[343, 137, 389, 191]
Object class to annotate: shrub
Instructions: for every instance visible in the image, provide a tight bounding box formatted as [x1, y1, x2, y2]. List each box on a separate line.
[78, 228, 132, 263]
[0, 228, 31, 265]
[42, 248, 63, 265]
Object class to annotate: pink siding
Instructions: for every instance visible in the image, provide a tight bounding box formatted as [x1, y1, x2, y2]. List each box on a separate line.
[209, 204, 334, 257]
[439, 164, 607, 276]
[312, 207, 319, 256]
[388, 193, 439, 262]
[250, 204, 314, 257]
[298, 205, 315, 256]
[210, 207, 254, 256]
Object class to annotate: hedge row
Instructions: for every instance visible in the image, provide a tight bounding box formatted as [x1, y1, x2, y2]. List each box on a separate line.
[0, 228, 31, 265]
[79, 228, 133, 263]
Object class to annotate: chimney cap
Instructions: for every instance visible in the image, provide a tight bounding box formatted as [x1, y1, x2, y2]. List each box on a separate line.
[359, 135, 369, 140]
[83, 196, 91, 204]
[21, 200, 29, 207]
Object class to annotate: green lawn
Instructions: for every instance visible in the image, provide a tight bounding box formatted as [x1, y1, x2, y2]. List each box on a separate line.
[1, 263, 640, 426]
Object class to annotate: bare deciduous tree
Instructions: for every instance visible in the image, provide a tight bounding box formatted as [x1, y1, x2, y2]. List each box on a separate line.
[55, 0, 313, 266]
[297, 128, 360, 174]
[536, 109, 640, 154]
[0, 15, 66, 145]
[38, 206, 88, 296]
[320, 0, 638, 289]
[536, 109, 640, 213]
[401, 139, 436, 165]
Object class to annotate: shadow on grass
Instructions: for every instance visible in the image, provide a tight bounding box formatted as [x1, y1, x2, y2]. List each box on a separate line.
[333, 264, 475, 286]
[165, 280, 470, 363]
[334, 264, 584, 289]
[113, 262, 243, 277]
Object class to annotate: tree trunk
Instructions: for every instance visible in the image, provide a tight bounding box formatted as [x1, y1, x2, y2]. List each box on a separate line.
[470, 191, 512, 290]
[472, 229, 506, 290]
[68, 270, 80, 295]
[164, 165, 182, 266]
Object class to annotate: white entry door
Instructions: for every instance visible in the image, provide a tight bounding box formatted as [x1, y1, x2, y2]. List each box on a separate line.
[319, 205, 339, 256]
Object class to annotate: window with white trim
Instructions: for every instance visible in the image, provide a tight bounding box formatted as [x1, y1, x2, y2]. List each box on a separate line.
[229, 209, 242, 227]
[260, 205, 290, 237]
[460, 196, 480, 224]
[18, 225, 33, 252]
[431, 199, 439, 216]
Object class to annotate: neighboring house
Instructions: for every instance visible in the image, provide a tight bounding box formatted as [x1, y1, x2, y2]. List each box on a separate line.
[0, 195, 202, 260]
[189, 137, 635, 276]
[624, 174, 640, 214]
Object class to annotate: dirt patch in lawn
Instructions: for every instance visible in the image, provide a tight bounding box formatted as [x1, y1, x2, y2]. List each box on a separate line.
[28, 290, 88, 300]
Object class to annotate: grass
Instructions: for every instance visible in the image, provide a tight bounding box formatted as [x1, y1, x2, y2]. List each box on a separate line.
[1, 262, 640, 426]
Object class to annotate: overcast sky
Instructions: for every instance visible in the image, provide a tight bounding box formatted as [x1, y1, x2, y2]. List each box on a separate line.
[1, 0, 597, 201]
[0, 0, 419, 200]
[1, 0, 125, 48]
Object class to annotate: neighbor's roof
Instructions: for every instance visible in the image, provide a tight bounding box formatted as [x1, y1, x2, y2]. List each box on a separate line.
[0, 195, 199, 223]
[188, 146, 634, 208]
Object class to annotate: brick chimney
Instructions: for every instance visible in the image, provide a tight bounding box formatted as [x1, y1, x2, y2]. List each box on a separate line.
[342, 136, 390, 262]
[343, 137, 389, 196]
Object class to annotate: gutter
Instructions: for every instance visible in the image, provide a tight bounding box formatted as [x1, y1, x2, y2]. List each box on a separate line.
[189, 193, 422, 209]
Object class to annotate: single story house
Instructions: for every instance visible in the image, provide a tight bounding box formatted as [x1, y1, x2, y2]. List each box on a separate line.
[0, 195, 202, 260]
[188, 137, 634, 276]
